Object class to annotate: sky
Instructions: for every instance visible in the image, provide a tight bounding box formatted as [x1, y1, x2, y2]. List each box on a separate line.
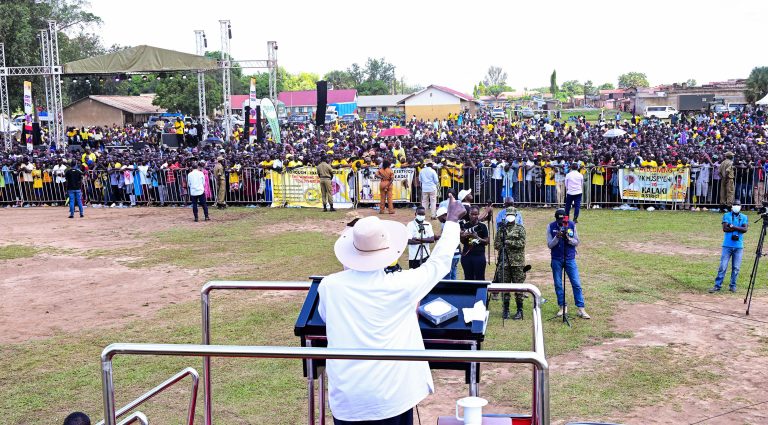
[87, 0, 768, 94]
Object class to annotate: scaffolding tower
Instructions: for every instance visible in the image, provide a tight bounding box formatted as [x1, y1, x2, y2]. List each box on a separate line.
[219, 20, 233, 142]
[194, 30, 208, 141]
[0, 20, 64, 151]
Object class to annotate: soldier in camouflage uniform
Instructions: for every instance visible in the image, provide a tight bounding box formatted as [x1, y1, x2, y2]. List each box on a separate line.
[493, 206, 527, 320]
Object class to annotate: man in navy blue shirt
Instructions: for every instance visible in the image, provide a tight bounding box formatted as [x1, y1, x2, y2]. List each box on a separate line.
[547, 209, 590, 319]
[709, 201, 749, 293]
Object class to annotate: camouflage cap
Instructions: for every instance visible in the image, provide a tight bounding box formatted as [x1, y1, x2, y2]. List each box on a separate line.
[505, 206, 518, 217]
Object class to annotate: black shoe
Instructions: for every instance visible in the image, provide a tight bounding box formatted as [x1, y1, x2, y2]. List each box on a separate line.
[194, 217, 199, 222]
[323, 206, 328, 212]
[330, 207, 336, 212]
[204, 217, 210, 221]
[574, 218, 579, 224]
[502, 309, 510, 320]
[80, 215, 84, 218]
[512, 309, 524, 320]
[68, 215, 73, 219]
[708, 287, 721, 293]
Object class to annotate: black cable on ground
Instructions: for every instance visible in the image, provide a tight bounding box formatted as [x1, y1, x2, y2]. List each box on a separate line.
[687, 398, 768, 424]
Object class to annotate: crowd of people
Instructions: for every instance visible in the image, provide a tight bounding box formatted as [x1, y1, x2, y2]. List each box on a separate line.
[2, 105, 767, 209]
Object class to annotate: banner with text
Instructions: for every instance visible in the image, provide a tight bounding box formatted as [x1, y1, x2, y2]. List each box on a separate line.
[619, 167, 689, 202]
[357, 167, 416, 204]
[268, 167, 354, 208]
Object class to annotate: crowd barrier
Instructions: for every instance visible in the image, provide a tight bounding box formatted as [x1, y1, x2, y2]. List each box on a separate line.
[1, 164, 765, 210]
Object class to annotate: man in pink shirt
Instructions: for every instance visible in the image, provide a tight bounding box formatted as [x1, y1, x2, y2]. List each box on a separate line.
[564, 163, 584, 223]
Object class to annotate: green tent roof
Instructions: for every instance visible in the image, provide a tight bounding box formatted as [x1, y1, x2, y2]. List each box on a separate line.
[63, 45, 218, 74]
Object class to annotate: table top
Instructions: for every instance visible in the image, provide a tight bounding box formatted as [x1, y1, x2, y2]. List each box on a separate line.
[437, 416, 511, 425]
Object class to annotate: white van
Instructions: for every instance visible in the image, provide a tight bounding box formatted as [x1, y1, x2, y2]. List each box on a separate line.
[644, 106, 678, 119]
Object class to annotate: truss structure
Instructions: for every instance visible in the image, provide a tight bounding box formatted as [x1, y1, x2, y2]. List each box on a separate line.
[194, 30, 208, 140]
[219, 20, 233, 142]
[0, 20, 64, 151]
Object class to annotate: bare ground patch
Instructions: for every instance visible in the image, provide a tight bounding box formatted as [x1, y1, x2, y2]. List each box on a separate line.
[622, 241, 712, 256]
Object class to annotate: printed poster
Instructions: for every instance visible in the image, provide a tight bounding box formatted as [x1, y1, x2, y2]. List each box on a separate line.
[619, 167, 689, 202]
[268, 167, 354, 208]
[357, 167, 416, 204]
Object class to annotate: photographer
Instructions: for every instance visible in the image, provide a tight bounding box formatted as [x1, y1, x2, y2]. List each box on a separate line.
[709, 200, 748, 293]
[406, 206, 435, 269]
[493, 206, 527, 320]
[547, 209, 590, 319]
[461, 205, 490, 280]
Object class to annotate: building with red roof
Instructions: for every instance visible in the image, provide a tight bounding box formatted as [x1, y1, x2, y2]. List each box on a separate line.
[277, 89, 358, 116]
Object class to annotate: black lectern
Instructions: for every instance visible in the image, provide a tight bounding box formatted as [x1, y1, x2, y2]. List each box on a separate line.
[295, 279, 489, 394]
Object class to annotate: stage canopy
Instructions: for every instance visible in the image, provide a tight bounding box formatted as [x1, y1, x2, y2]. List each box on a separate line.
[63, 45, 218, 74]
[756, 93, 768, 105]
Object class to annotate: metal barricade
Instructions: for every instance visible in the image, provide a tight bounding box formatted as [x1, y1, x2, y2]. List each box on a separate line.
[117, 411, 149, 425]
[95, 367, 198, 425]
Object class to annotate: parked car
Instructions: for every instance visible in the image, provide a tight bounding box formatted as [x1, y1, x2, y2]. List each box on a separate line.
[711, 104, 728, 114]
[288, 114, 311, 126]
[728, 103, 747, 112]
[491, 108, 505, 119]
[364, 111, 380, 122]
[644, 105, 678, 119]
[340, 114, 358, 123]
[324, 112, 338, 123]
[520, 107, 535, 118]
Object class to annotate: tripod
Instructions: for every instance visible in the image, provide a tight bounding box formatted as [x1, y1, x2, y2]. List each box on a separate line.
[413, 224, 429, 268]
[744, 214, 768, 315]
[548, 222, 572, 327]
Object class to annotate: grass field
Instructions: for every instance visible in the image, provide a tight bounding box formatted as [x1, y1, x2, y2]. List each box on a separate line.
[1, 207, 766, 424]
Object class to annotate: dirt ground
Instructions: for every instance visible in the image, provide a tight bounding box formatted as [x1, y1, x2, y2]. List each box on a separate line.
[0, 207, 206, 343]
[3, 208, 768, 424]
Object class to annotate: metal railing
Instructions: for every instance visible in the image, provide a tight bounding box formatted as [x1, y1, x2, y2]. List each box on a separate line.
[196, 280, 545, 425]
[95, 367, 198, 425]
[117, 411, 149, 425]
[101, 343, 549, 425]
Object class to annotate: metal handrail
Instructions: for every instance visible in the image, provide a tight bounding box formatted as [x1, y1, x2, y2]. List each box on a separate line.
[199, 280, 545, 425]
[117, 411, 149, 425]
[201, 281, 312, 425]
[101, 344, 549, 425]
[95, 367, 198, 425]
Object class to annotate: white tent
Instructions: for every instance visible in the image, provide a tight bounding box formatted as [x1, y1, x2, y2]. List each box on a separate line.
[0, 116, 20, 133]
[756, 93, 768, 105]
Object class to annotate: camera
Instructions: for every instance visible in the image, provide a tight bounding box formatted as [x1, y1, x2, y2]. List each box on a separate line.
[757, 201, 768, 217]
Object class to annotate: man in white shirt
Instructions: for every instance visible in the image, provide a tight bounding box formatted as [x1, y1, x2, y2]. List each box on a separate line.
[406, 206, 435, 269]
[318, 195, 465, 424]
[564, 162, 584, 223]
[418, 160, 439, 219]
[186, 162, 209, 222]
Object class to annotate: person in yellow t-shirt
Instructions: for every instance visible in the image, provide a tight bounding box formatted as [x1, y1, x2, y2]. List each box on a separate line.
[543, 160, 556, 206]
[174, 117, 185, 147]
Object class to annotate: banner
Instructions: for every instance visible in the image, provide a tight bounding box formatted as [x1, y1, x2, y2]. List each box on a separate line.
[260, 98, 280, 143]
[268, 167, 354, 208]
[248, 78, 258, 125]
[619, 167, 689, 202]
[357, 167, 415, 204]
[23, 81, 33, 150]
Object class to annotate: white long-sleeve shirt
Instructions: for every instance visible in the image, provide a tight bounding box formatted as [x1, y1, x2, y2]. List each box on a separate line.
[565, 170, 584, 195]
[187, 169, 205, 196]
[318, 221, 460, 421]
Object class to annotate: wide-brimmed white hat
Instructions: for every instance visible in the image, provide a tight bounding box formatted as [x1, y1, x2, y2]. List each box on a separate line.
[458, 189, 472, 202]
[334, 216, 407, 272]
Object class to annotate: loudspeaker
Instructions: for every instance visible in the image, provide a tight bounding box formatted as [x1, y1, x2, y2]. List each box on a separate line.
[243, 105, 251, 142]
[316, 80, 328, 126]
[32, 123, 42, 145]
[255, 105, 264, 142]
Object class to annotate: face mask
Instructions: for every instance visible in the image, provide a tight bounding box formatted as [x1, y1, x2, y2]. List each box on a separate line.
[415, 215, 426, 222]
[506, 215, 516, 223]
[732, 205, 741, 214]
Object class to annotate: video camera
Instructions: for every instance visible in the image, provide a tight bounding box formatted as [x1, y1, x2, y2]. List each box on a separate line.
[757, 201, 768, 218]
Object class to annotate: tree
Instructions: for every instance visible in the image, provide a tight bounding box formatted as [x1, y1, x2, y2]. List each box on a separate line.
[583, 80, 595, 100]
[474, 82, 488, 98]
[0, 0, 103, 111]
[550, 70, 558, 95]
[323, 70, 354, 89]
[483, 66, 508, 88]
[283, 72, 320, 91]
[560, 80, 583, 96]
[685, 78, 697, 87]
[598, 82, 615, 91]
[618, 72, 649, 88]
[745, 66, 768, 103]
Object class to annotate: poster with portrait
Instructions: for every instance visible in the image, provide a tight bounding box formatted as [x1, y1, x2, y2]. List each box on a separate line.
[268, 167, 354, 208]
[619, 167, 689, 202]
[356, 167, 416, 204]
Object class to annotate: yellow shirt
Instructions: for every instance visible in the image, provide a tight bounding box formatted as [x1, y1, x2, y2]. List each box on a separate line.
[641, 160, 658, 168]
[174, 121, 184, 135]
[392, 147, 405, 160]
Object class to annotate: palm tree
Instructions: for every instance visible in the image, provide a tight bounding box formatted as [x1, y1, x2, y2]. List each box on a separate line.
[745, 66, 768, 103]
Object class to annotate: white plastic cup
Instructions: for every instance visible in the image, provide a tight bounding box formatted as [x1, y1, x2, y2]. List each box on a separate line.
[455, 396, 488, 425]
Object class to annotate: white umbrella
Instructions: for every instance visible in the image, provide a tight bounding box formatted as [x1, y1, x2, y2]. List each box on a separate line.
[543, 123, 554, 131]
[603, 128, 626, 138]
